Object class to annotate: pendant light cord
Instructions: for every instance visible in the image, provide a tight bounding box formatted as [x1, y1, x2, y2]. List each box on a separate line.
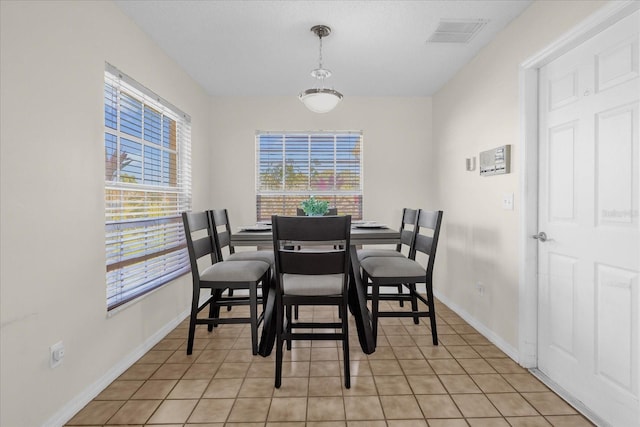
[318, 34, 324, 70]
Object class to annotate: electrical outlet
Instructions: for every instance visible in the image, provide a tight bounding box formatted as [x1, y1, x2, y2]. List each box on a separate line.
[50, 341, 65, 368]
[476, 282, 485, 297]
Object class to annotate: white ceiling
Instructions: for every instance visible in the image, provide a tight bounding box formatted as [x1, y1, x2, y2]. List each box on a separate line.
[115, 0, 532, 97]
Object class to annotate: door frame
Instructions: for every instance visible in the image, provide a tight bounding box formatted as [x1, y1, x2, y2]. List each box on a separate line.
[518, 0, 639, 369]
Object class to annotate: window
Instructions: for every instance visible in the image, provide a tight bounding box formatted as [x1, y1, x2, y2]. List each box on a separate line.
[256, 132, 362, 220]
[104, 63, 191, 311]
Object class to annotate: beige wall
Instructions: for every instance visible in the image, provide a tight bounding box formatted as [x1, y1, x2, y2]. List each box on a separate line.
[432, 0, 606, 352]
[209, 96, 433, 229]
[0, 1, 210, 426]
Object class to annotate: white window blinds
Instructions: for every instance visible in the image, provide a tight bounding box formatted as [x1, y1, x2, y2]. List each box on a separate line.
[104, 63, 192, 311]
[256, 132, 363, 220]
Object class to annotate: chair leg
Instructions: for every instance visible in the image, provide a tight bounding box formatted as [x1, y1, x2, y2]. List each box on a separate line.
[397, 284, 404, 307]
[210, 289, 224, 331]
[409, 283, 419, 324]
[294, 304, 299, 319]
[285, 304, 292, 351]
[426, 281, 438, 345]
[275, 293, 283, 388]
[371, 281, 380, 347]
[250, 283, 259, 355]
[208, 289, 217, 332]
[227, 288, 234, 311]
[341, 303, 350, 389]
[187, 287, 200, 355]
[261, 282, 268, 313]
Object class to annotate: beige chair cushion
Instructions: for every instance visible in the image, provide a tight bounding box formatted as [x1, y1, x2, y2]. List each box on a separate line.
[282, 273, 344, 296]
[227, 250, 274, 265]
[200, 260, 269, 282]
[357, 248, 405, 261]
[360, 256, 425, 279]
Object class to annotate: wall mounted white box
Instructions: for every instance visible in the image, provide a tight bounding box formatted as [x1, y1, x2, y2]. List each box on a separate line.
[50, 341, 64, 368]
[480, 145, 511, 176]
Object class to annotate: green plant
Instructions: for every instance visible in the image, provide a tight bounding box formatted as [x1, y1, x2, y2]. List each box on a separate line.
[301, 196, 329, 216]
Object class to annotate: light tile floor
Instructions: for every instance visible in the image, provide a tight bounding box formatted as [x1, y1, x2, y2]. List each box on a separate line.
[67, 299, 594, 426]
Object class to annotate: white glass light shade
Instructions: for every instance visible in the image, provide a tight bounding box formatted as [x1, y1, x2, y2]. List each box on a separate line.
[299, 88, 343, 113]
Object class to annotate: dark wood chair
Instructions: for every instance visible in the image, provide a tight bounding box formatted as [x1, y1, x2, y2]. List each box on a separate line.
[357, 208, 418, 260]
[292, 207, 339, 319]
[271, 215, 352, 388]
[210, 209, 274, 310]
[210, 208, 274, 264]
[360, 209, 443, 346]
[358, 208, 418, 308]
[182, 211, 270, 355]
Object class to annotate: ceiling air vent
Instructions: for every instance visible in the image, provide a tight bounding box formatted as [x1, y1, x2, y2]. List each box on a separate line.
[427, 19, 488, 44]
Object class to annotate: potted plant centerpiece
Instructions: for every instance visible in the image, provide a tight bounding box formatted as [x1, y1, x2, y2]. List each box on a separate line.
[301, 196, 329, 216]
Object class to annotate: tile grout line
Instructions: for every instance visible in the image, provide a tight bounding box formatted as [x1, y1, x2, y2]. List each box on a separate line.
[66, 301, 594, 426]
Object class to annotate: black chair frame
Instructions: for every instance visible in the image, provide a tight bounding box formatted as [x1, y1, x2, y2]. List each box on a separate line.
[364, 210, 443, 346]
[182, 211, 268, 355]
[272, 215, 352, 388]
[210, 208, 273, 311]
[361, 208, 418, 307]
[292, 207, 338, 320]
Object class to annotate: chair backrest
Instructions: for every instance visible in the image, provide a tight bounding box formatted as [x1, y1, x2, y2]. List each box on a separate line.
[411, 210, 444, 277]
[296, 207, 338, 216]
[210, 209, 235, 260]
[272, 215, 351, 279]
[182, 211, 217, 277]
[397, 208, 418, 254]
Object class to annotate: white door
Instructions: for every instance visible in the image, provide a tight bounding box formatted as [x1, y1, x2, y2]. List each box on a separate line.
[538, 10, 639, 427]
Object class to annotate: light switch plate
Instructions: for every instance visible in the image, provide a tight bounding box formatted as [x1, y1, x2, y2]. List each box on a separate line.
[502, 193, 514, 210]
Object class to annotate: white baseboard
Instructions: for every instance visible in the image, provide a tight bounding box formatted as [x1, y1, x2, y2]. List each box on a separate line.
[433, 290, 520, 363]
[530, 369, 608, 427]
[43, 308, 189, 427]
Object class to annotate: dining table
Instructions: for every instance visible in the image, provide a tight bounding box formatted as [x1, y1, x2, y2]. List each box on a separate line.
[230, 222, 401, 356]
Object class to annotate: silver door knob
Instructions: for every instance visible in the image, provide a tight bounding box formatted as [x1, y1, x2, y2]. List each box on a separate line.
[532, 232, 548, 242]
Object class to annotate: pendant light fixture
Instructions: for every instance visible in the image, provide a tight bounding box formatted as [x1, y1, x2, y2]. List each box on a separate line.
[299, 25, 343, 113]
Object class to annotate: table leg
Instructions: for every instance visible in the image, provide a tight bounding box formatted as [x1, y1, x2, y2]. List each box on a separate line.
[348, 246, 376, 354]
[258, 279, 277, 357]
